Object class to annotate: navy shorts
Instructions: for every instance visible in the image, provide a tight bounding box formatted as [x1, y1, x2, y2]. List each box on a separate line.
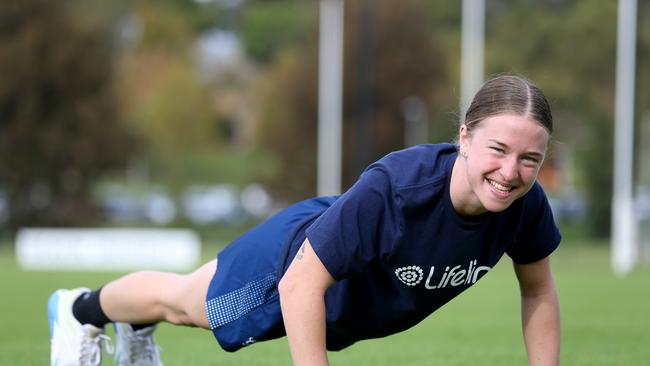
[205, 197, 335, 352]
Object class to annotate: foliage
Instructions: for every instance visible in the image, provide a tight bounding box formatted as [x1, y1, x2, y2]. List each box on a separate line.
[239, 0, 315, 63]
[132, 58, 222, 154]
[636, 3, 650, 187]
[146, 148, 280, 194]
[254, 47, 319, 199]
[0, 0, 136, 228]
[580, 114, 614, 238]
[256, 0, 447, 200]
[112, 2, 250, 190]
[131, 2, 196, 51]
[486, 1, 618, 237]
[2, 0, 647, 239]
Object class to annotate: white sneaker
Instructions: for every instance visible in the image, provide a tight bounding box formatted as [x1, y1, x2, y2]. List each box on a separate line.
[114, 323, 163, 366]
[48, 288, 113, 366]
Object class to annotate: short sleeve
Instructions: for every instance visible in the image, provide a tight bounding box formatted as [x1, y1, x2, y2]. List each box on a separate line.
[506, 182, 562, 264]
[305, 168, 402, 280]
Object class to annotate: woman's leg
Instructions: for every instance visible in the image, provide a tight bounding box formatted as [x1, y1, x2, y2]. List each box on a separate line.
[100, 259, 217, 329]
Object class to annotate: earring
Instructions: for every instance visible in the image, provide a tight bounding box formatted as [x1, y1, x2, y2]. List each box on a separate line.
[460, 151, 467, 158]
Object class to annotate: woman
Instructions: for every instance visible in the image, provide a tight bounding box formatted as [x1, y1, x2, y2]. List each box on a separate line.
[49, 74, 561, 366]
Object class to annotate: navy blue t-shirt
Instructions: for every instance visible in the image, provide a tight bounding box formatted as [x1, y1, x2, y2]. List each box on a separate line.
[282, 143, 561, 351]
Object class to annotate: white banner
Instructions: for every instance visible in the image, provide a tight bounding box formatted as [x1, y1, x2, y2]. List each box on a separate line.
[16, 228, 201, 272]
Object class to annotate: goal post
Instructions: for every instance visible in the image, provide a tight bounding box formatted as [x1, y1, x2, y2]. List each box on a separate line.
[611, 0, 639, 277]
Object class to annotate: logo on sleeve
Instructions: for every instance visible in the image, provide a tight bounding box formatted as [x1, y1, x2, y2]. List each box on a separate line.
[394, 265, 424, 286]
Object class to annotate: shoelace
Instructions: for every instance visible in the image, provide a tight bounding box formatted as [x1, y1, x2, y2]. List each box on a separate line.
[80, 334, 113, 366]
[128, 331, 161, 365]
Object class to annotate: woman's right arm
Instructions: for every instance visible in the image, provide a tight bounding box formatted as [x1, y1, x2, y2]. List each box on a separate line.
[278, 238, 336, 366]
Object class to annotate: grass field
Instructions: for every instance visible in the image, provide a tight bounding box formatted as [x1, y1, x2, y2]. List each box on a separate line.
[0, 238, 648, 365]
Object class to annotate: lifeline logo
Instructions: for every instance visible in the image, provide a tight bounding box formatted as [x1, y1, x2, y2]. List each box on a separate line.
[395, 265, 424, 286]
[394, 260, 491, 290]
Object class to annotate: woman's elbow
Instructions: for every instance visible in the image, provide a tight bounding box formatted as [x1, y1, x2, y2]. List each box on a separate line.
[278, 274, 296, 299]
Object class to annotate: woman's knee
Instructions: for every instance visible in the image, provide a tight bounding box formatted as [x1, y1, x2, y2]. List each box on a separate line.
[154, 273, 190, 325]
[184, 260, 216, 328]
[161, 261, 215, 328]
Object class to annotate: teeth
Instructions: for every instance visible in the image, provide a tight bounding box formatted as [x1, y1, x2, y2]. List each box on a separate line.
[488, 179, 512, 192]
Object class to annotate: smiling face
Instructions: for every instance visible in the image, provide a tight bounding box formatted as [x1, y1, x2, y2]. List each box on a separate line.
[451, 113, 550, 216]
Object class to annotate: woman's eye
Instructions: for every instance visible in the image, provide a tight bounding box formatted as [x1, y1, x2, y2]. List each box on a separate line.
[490, 147, 504, 154]
[522, 156, 540, 164]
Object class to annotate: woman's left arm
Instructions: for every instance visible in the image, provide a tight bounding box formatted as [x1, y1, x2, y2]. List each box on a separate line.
[513, 256, 560, 366]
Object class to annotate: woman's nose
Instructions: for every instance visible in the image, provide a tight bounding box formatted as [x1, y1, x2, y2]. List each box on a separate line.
[500, 156, 519, 181]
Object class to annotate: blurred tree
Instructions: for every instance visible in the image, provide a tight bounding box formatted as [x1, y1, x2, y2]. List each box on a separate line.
[131, 2, 195, 51]
[113, 2, 237, 191]
[582, 113, 614, 238]
[255, 47, 319, 200]
[256, 0, 447, 200]
[121, 56, 221, 154]
[636, 2, 650, 188]
[0, 0, 136, 228]
[240, 0, 315, 63]
[487, 0, 618, 238]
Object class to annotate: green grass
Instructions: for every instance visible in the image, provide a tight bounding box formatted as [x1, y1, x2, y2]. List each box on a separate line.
[0, 239, 648, 365]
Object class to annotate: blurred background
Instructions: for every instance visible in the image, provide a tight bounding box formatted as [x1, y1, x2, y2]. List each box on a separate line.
[1, 0, 649, 257]
[2, 1, 650, 364]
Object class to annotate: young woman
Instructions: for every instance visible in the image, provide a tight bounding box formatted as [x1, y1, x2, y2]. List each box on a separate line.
[49, 74, 561, 366]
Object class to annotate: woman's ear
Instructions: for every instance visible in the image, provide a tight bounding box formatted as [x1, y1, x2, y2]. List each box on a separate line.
[458, 125, 470, 156]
